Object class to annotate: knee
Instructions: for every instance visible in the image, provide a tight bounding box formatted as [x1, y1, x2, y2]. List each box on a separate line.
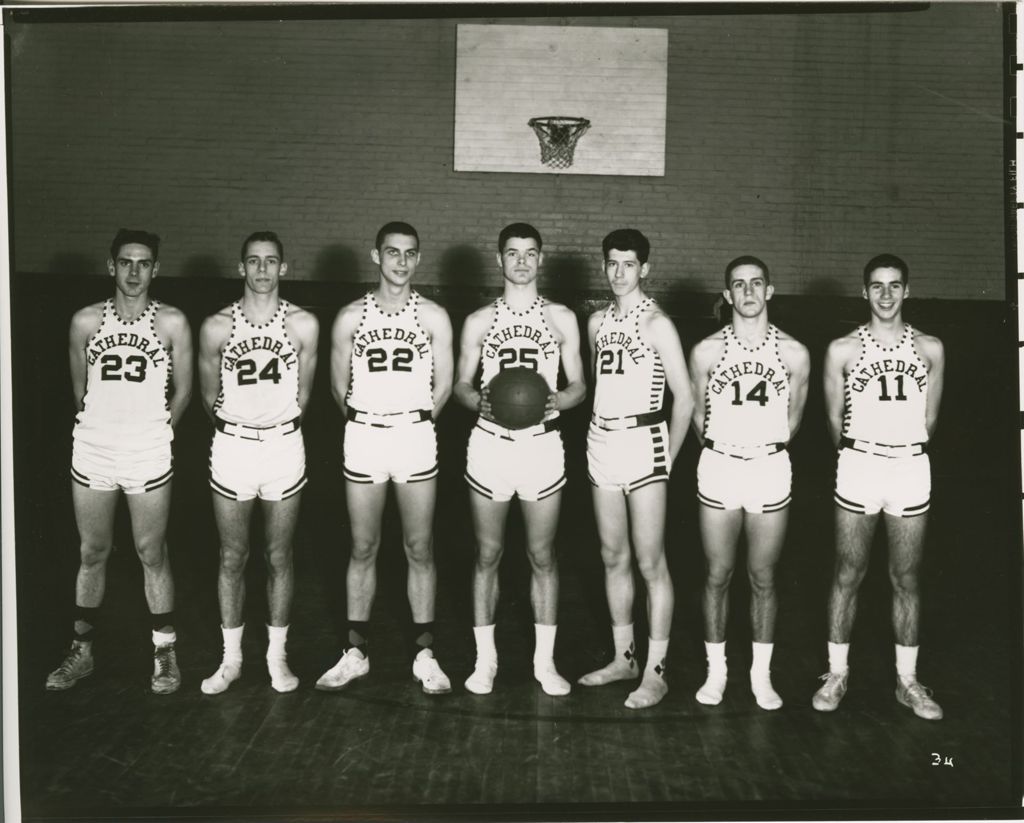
[747, 567, 776, 597]
[889, 566, 919, 595]
[404, 535, 434, 568]
[349, 537, 380, 565]
[79, 540, 112, 568]
[704, 563, 733, 592]
[635, 550, 668, 583]
[834, 559, 866, 590]
[599, 542, 630, 572]
[264, 544, 293, 576]
[134, 538, 167, 569]
[219, 542, 249, 575]
[474, 539, 503, 572]
[526, 544, 557, 575]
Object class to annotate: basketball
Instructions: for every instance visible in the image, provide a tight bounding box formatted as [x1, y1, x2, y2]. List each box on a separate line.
[487, 367, 549, 429]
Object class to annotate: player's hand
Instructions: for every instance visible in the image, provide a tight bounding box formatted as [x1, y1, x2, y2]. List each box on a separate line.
[478, 386, 493, 421]
[545, 392, 559, 413]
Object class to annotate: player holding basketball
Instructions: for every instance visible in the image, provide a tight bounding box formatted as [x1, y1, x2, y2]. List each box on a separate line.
[198, 231, 318, 695]
[315, 222, 454, 695]
[813, 254, 944, 720]
[578, 229, 694, 709]
[688, 256, 810, 710]
[454, 223, 586, 696]
[46, 229, 193, 694]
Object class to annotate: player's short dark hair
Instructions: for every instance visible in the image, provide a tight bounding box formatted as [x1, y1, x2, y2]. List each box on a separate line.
[724, 255, 770, 287]
[602, 228, 650, 264]
[110, 228, 160, 261]
[240, 231, 284, 261]
[375, 221, 419, 250]
[498, 222, 543, 253]
[863, 253, 909, 286]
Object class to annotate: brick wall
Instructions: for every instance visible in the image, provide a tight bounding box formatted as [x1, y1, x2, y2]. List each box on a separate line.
[8, 4, 1006, 299]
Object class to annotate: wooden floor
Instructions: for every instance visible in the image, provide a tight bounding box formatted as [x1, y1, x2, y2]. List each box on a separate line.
[9, 283, 1022, 821]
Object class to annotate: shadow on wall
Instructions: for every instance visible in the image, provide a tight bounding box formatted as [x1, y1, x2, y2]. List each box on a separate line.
[181, 255, 224, 279]
[436, 244, 487, 289]
[49, 253, 100, 276]
[312, 244, 361, 282]
[804, 277, 845, 298]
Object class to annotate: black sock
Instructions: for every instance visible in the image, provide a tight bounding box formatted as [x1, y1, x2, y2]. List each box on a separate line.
[150, 611, 175, 634]
[411, 621, 435, 660]
[73, 606, 100, 642]
[346, 621, 370, 655]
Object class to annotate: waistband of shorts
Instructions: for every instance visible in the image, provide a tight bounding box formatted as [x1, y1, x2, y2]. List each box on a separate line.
[215, 416, 300, 441]
[591, 409, 667, 431]
[346, 407, 432, 427]
[475, 416, 560, 440]
[840, 437, 927, 458]
[705, 439, 786, 459]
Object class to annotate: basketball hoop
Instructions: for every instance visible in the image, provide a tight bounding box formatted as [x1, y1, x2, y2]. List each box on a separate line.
[528, 116, 591, 170]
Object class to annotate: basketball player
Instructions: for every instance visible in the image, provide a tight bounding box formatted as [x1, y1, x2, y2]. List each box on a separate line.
[813, 254, 944, 720]
[578, 229, 694, 709]
[198, 231, 319, 695]
[315, 222, 454, 695]
[688, 256, 810, 710]
[453, 223, 586, 696]
[46, 229, 193, 694]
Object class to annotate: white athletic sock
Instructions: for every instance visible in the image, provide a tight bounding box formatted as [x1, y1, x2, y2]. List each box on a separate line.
[827, 641, 849, 674]
[705, 640, 727, 670]
[750, 641, 774, 677]
[696, 641, 728, 705]
[152, 630, 176, 648]
[612, 623, 635, 662]
[200, 625, 244, 695]
[223, 624, 244, 664]
[646, 638, 669, 676]
[533, 623, 557, 668]
[895, 644, 919, 681]
[473, 624, 497, 664]
[267, 624, 289, 659]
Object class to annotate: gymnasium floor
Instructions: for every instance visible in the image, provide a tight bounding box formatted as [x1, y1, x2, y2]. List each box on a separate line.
[9, 279, 1021, 820]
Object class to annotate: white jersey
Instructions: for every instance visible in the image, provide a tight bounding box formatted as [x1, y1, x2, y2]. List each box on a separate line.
[347, 290, 434, 414]
[215, 299, 301, 427]
[704, 324, 790, 448]
[843, 323, 928, 445]
[74, 298, 172, 450]
[480, 296, 560, 420]
[592, 298, 665, 418]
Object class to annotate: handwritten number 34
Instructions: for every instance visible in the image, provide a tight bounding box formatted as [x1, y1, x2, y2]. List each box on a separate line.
[931, 753, 954, 767]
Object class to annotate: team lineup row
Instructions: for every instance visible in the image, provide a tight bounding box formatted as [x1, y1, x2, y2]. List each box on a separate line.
[45, 222, 945, 720]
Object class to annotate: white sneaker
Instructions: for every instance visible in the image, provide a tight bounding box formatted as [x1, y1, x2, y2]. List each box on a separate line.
[315, 648, 369, 692]
[412, 650, 452, 695]
[201, 661, 241, 695]
[464, 659, 497, 695]
[267, 654, 299, 693]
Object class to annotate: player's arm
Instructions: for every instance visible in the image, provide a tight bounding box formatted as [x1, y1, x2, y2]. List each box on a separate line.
[781, 337, 811, 441]
[918, 333, 945, 439]
[198, 312, 230, 421]
[586, 310, 602, 386]
[159, 306, 194, 428]
[288, 309, 320, 419]
[645, 312, 693, 463]
[422, 302, 454, 418]
[68, 306, 101, 412]
[453, 307, 490, 417]
[686, 338, 718, 445]
[329, 303, 360, 417]
[549, 304, 586, 412]
[823, 335, 855, 448]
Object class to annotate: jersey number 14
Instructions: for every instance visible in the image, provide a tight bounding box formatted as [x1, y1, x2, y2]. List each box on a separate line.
[731, 380, 768, 406]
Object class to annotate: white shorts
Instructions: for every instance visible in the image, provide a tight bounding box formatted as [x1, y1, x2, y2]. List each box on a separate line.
[343, 420, 437, 484]
[210, 427, 306, 502]
[697, 446, 791, 514]
[834, 448, 930, 517]
[71, 438, 172, 495]
[587, 421, 669, 493]
[465, 420, 565, 502]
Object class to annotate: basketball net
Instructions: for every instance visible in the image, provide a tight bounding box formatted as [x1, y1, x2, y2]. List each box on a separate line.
[528, 116, 591, 169]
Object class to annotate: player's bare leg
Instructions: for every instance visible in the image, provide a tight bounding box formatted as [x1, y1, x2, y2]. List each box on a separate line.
[696, 505, 742, 705]
[522, 491, 570, 696]
[201, 494, 255, 694]
[812, 507, 876, 711]
[745, 509, 787, 710]
[579, 486, 639, 687]
[262, 494, 301, 692]
[126, 483, 179, 693]
[885, 511, 941, 718]
[465, 492, 511, 694]
[395, 479, 451, 694]
[624, 482, 672, 709]
[46, 484, 118, 690]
